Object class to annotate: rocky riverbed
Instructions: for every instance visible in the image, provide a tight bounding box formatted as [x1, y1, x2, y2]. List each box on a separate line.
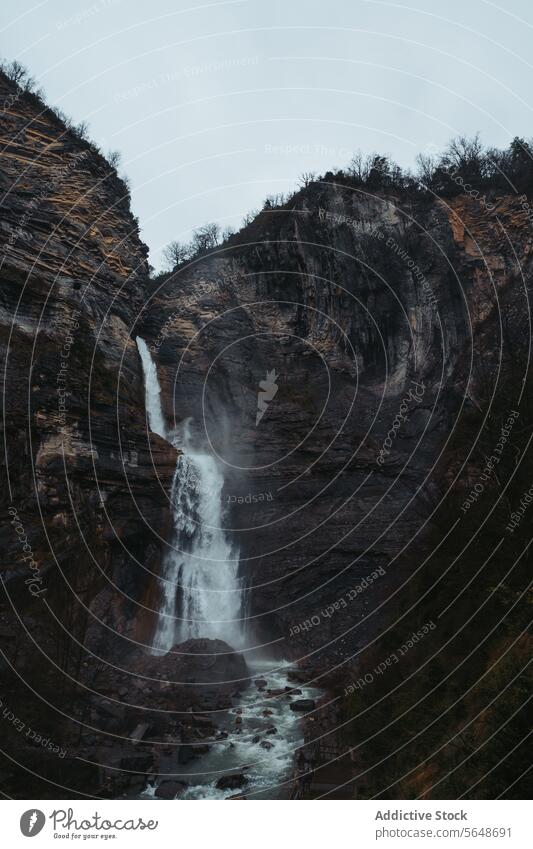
[139, 661, 321, 800]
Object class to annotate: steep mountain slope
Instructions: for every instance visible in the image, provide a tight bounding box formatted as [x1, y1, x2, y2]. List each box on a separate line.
[144, 178, 532, 797]
[0, 71, 176, 796]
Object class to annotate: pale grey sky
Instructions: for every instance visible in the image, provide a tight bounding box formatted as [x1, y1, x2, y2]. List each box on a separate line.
[2, 0, 533, 269]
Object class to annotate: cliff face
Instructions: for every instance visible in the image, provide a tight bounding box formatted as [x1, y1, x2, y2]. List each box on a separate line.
[142, 183, 531, 798]
[0, 73, 177, 794]
[145, 181, 532, 660]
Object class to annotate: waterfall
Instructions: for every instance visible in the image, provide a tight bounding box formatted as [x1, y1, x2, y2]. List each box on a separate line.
[136, 337, 167, 439]
[136, 338, 243, 654]
[153, 429, 244, 654]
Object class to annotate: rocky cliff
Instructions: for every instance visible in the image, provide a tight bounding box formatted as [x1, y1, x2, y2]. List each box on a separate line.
[144, 178, 532, 798]
[145, 181, 531, 651]
[0, 71, 177, 796]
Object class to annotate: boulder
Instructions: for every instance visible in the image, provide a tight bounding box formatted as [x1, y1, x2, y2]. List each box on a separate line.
[177, 745, 195, 764]
[136, 637, 250, 696]
[287, 669, 308, 684]
[216, 773, 249, 791]
[155, 780, 187, 799]
[119, 756, 153, 773]
[289, 699, 316, 712]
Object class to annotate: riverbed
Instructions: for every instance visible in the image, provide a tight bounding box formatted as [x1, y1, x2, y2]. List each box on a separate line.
[142, 660, 321, 800]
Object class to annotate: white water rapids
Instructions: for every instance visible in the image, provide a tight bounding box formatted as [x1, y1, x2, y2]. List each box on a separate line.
[136, 337, 244, 653]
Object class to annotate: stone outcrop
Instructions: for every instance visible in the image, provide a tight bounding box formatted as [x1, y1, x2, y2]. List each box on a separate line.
[144, 180, 533, 666]
[0, 71, 177, 796]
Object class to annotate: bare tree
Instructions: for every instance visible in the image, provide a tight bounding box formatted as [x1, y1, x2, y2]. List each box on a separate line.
[1, 59, 37, 92]
[263, 193, 286, 209]
[298, 171, 317, 188]
[415, 153, 437, 187]
[163, 240, 190, 268]
[441, 134, 488, 182]
[191, 222, 220, 253]
[73, 121, 90, 140]
[107, 150, 122, 170]
[346, 151, 371, 181]
[242, 209, 258, 227]
[221, 226, 234, 242]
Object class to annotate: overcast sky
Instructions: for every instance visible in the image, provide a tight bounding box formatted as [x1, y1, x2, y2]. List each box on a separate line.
[2, 0, 532, 269]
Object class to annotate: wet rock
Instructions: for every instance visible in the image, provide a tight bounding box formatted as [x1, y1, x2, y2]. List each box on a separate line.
[260, 741, 274, 750]
[134, 639, 249, 701]
[252, 735, 261, 744]
[265, 726, 277, 735]
[192, 714, 216, 731]
[289, 699, 316, 712]
[255, 678, 267, 687]
[155, 780, 188, 799]
[119, 756, 153, 773]
[287, 669, 308, 684]
[192, 743, 210, 756]
[216, 773, 249, 790]
[177, 745, 195, 765]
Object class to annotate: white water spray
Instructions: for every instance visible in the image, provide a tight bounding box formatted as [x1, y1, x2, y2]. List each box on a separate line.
[158, 434, 243, 651]
[136, 338, 243, 654]
[136, 337, 166, 439]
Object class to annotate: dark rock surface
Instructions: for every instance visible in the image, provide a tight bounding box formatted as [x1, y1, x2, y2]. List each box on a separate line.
[155, 780, 188, 799]
[143, 180, 532, 670]
[290, 699, 316, 712]
[0, 70, 177, 797]
[216, 773, 249, 791]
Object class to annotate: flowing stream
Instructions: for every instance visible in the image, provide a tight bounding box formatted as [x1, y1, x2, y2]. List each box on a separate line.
[142, 662, 321, 800]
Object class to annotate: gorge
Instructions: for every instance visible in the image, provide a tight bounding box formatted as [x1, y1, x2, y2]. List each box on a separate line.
[0, 66, 531, 801]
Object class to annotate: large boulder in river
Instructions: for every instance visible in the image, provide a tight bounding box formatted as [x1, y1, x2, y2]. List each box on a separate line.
[167, 638, 249, 685]
[216, 773, 249, 791]
[289, 699, 316, 712]
[134, 638, 249, 708]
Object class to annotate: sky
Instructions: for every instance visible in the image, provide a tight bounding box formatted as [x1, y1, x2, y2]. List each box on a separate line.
[2, 0, 533, 269]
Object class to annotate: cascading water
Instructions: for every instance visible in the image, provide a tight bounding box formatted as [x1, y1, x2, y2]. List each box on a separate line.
[159, 437, 243, 650]
[136, 337, 244, 654]
[136, 337, 166, 439]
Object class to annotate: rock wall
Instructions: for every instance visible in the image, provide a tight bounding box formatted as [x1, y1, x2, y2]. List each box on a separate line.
[145, 180, 532, 666]
[0, 72, 177, 795]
